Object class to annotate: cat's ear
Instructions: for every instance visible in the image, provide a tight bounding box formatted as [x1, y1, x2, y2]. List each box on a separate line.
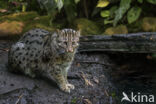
[76, 29, 81, 37]
[56, 29, 62, 36]
[52, 29, 60, 38]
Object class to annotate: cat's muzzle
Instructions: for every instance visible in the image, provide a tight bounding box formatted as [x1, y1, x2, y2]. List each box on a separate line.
[66, 48, 73, 52]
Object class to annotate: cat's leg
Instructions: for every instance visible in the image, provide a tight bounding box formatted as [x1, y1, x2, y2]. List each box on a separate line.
[63, 67, 75, 90]
[51, 67, 71, 93]
[63, 67, 68, 83]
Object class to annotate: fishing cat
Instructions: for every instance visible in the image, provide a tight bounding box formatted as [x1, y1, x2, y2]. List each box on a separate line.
[8, 28, 80, 93]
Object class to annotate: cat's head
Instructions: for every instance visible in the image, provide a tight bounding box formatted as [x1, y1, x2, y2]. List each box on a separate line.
[55, 29, 80, 53]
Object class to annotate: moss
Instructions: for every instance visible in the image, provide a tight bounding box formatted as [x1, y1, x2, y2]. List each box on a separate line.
[23, 24, 55, 33]
[0, 1, 8, 9]
[74, 18, 101, 35]
[104, 25, 128, 35]
[0, 21, 24, 36]
[127, 19, 143, 33]
[142, 17, 156, 32]
[0, 12, 57, 37]
[0, 12, 39, 22]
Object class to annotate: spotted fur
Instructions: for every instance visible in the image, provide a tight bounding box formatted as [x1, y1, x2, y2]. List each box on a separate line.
[8, 28, 80, 93]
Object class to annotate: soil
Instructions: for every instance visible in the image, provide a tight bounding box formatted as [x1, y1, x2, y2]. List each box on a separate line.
[0, 40, 117, 104]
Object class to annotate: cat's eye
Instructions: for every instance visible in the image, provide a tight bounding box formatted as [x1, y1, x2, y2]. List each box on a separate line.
[73, 42, 78, 47]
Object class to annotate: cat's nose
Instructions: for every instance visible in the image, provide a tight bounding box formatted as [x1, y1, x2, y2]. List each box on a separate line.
[67, 48, 73, 52]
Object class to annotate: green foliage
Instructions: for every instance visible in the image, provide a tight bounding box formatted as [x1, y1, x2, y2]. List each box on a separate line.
[1, 0, 155, 29]
[146, 0, 156, 4]
[8, 0, 24, 2]
[37, 0, 57, 14]
[71, 97, 77, 104]
[100, 10, 110, 17]
[127, 6, 142, 24]
[55, 0, 64, 11]
[109, 6, 117, 18]
[113, 0, 131, 26]
[137, 0, 143, 3]
[74, 0, 80, 4]
[98, 0, 155, 26]
[64, 0, 77, 24]
[0, 1, 8, 9]
[7, 0, 28, 12]
[96, 0, 109, 8]
[37, 0, 78, 25]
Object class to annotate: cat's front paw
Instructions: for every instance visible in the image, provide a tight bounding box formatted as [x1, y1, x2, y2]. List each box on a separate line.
[59, 85, 71, 93]
[67, 83, 75, 90]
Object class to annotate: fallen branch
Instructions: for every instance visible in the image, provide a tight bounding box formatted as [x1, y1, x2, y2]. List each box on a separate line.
[79, 32, 156, 53]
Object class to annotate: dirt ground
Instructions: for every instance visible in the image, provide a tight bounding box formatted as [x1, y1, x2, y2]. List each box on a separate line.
[0, 40, 117, 104]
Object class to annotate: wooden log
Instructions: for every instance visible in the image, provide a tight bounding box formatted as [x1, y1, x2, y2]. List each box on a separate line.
[78, 32, 156, 53]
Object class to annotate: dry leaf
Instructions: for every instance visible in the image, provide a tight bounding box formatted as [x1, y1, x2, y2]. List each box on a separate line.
[80, 72, 93, 87]
[105, 90, 109, 97]
[83, 99, 92, 104]
[93, 76, 99, 84]
[77, 63, 81, 67]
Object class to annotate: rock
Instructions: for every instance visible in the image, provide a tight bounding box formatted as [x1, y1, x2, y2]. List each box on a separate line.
[104, 25, 128, 35]
[0, 12, 56, 37]
[142, 17, 156, 32]
[0, 21, 24, 36]
[74, 18, 101, 35]
[0, 9, 8, 13]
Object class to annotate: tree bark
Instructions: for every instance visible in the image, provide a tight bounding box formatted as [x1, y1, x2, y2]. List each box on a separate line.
[78, 32, 156, 53]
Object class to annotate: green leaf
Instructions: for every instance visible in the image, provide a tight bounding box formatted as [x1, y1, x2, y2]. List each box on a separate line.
[100, 10, 110, 17]
[96, 0, 109, 8]
[64, 0, 77, 23]
[127, 6, 142, 24]
[37, 0, 57, 13]
[113, 0, 131, 26]
[146, 0, 156, 4]
[22, 4, 26, 12]
[109, 6, 117, 18]
[137, 0, 143, 3]
[56, 0, 64, 11]
[104, 19, 113, 24]
[74, 0, 80, 4]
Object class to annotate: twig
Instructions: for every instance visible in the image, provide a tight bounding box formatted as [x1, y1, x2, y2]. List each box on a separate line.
[15, 94, 23, 104]
[79, 72, 93, 87]
[105, 90, 109, 97]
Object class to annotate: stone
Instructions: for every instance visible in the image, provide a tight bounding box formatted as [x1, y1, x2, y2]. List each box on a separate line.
[0, 12, 55, 37]
[104, 25, 128, 35]
[0, 21, 24, 36]
[142, 17, 156, 32]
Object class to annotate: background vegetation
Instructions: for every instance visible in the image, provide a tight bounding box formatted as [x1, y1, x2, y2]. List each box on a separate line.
[0, 0, 156, 36]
